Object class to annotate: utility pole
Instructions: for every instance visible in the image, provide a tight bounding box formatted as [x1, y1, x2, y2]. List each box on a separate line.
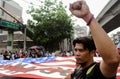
[24, 26, 26, 51]
[0, 6, 26, 51]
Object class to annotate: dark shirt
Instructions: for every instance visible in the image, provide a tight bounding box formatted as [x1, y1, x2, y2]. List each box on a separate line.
[3, 55, 11, 60]
[71, 62, 116, 79]
[14, 54, 20, 59]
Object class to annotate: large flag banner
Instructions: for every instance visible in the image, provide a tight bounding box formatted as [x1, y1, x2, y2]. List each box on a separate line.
[0, 56, 120, 79]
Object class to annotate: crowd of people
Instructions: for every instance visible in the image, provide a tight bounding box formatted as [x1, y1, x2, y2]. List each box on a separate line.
[0, 49, 75, 60]
[0, 50, 27, 60]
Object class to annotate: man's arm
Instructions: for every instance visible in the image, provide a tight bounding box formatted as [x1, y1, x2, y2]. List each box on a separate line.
[69, 0, 119, 78]
[88, 15, 119, 78]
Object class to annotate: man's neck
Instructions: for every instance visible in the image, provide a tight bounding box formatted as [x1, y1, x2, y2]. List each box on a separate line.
[77, 61, 94, 70]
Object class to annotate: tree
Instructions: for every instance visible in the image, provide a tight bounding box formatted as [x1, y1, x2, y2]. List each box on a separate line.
[27, 0, 73, 51]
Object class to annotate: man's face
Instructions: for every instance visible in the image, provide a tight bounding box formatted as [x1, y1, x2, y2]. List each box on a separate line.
[74, 43, 93, 64]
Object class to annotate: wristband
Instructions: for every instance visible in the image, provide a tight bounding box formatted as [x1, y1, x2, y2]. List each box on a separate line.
[87, 14, 94, 26]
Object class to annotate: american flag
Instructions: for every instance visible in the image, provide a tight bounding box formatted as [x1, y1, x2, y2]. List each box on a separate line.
[0, 56, 119, 79]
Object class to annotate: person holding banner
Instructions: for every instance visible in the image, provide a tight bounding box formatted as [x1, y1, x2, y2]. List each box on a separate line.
[65, 0, 120, 79]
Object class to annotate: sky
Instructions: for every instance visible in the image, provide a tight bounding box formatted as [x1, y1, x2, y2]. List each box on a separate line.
[13, 0, 110, 25]
[13, 0, 120, 36]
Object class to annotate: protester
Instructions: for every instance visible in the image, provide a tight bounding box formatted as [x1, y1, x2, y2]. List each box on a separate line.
[64, 0, 120, 79]
[35, 48, 45, 57]
[55, 51, 61, 57]
[20, 51, 26, 58]
[29, 49, 37, 58]
[14, 51, 20, 59]
[3, 50, 11, 60]
[61, 51, 67, 57]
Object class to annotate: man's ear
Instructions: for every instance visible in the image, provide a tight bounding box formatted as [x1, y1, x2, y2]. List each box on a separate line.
[90, 50, 96, 56]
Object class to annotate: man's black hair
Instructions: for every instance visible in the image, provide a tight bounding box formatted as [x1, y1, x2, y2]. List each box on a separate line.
[73, 36, 96, 52]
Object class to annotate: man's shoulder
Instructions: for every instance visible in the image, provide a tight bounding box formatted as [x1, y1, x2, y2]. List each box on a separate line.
[87, 62, 116, 79]
[86, 62, 98, 75]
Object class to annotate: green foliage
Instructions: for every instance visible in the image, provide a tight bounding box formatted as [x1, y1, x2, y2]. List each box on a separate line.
[27, 0, 73, 51]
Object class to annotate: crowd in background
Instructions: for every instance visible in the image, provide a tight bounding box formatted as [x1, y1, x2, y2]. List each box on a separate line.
[0, 49, 74, 60]
[0, 48, 101, 60]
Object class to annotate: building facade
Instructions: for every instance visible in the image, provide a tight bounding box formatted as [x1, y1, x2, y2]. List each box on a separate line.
[0, 0, 30, 51]
[112, 31, 120, 45]
[0, 0, 22, 21]
[74, 25, 88, 38]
